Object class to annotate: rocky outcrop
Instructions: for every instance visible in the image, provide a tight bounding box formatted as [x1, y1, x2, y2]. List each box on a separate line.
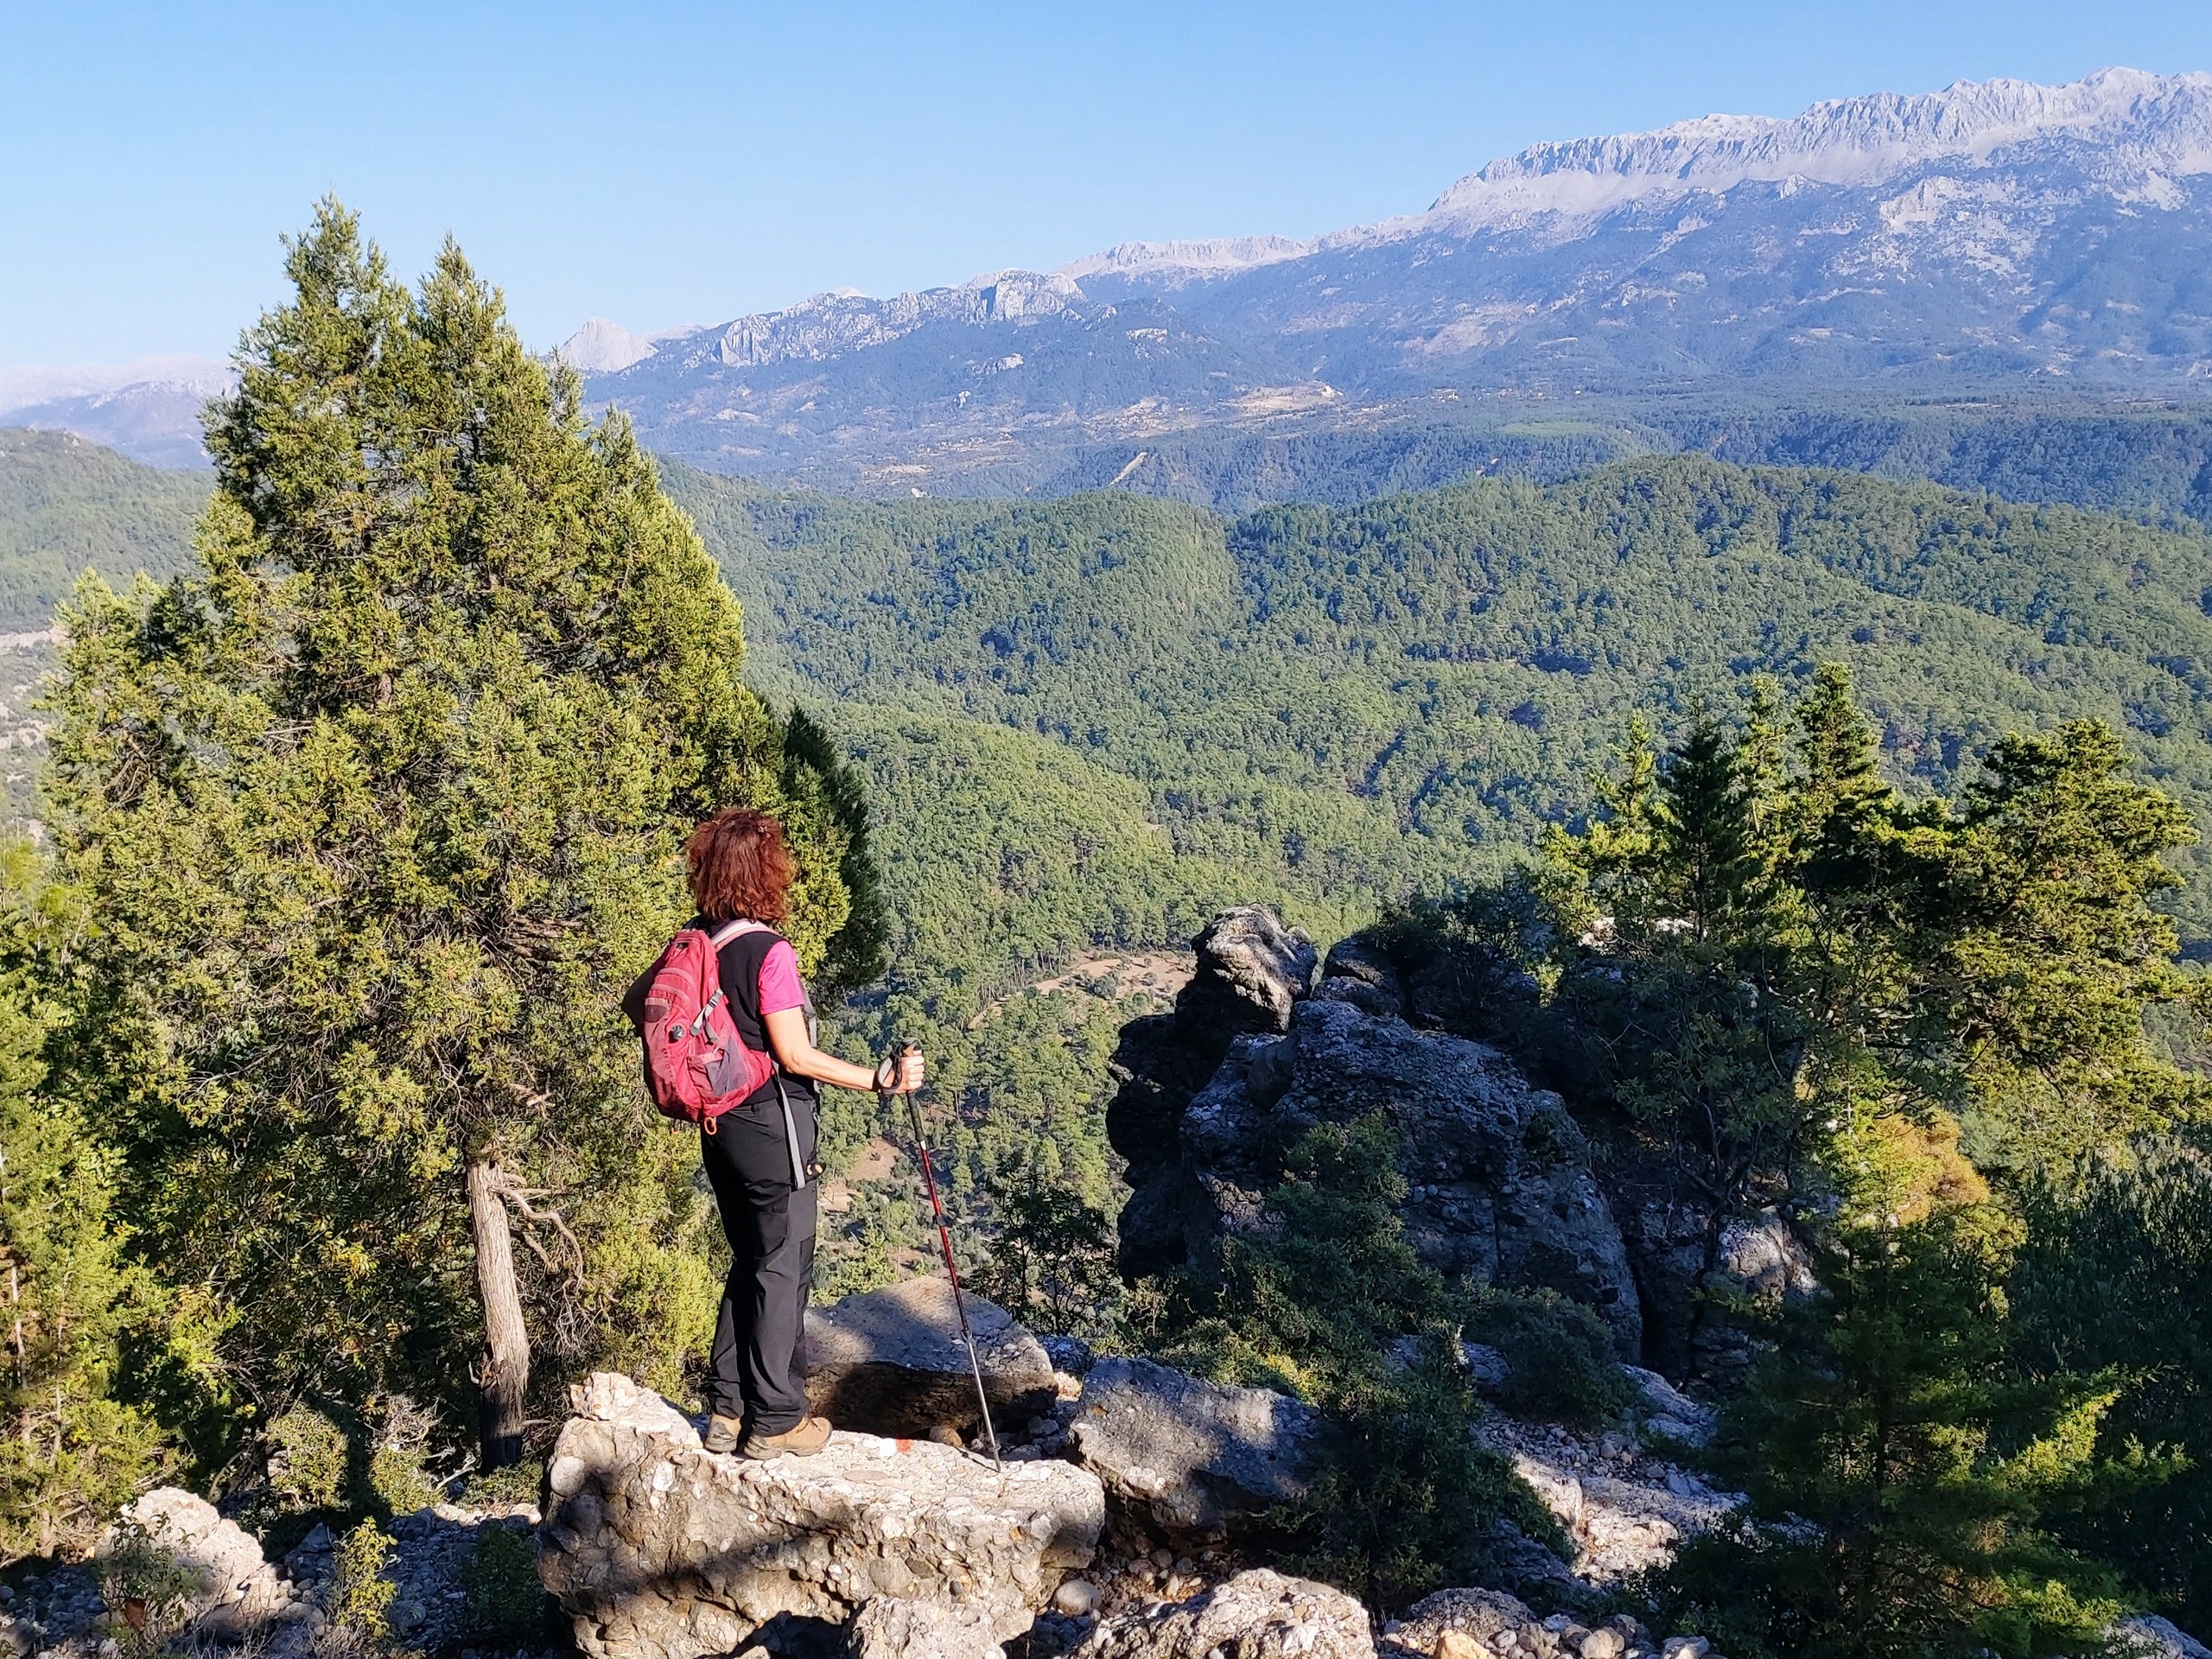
[1067, 1357, 1316, 1535]
[1074, 1568, 1375, 1659]
[1609, 1195, 1821, 1384]
[539, 1373, 1103, 1659]
[102, 1487, 302, 1639]
[1116, 936, 1642, 1352]
[1110, 907, 1318, 1280]
[806, 1277, 1059, 1440]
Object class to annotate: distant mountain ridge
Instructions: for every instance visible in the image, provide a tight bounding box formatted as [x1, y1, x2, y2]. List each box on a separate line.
[0, 356, 231, 469]
[571, 67, 2212, 495]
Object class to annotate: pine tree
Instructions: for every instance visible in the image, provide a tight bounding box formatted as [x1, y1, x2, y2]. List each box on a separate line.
[1656, 1192, 2127, 1659]
[1655, 707, 1761, 944]
[1924, 722, 2208, 1165]
[0, 842, 166, 1559]
[41, 203, 876, 1463]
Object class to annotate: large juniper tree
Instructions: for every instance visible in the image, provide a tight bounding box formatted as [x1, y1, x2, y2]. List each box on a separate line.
[42, 202, 873, 1464]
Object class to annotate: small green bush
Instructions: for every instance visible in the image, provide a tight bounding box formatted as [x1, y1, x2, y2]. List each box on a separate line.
[262, 1403, 350, 1512]
[1466, 1287, 1632, 1427]
[460, 1520, 543, 1642]
[1274, 1340, 1569, 1613]
[457, 1457, 545, 1511]
[331, 1519, 397, 1639]
[97, 1516, 199, 1656]
[364, 1395, 446, 1516]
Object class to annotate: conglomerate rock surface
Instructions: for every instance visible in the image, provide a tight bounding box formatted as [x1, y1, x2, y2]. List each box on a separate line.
[538, 1372, 1103, 1659]
[1072, 1568, 1376, 1659]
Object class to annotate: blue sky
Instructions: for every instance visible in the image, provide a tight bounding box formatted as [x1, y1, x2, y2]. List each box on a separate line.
[5, 1, 2212, 365]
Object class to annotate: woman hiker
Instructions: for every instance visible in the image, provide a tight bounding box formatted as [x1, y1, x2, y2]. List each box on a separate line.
[682, 806, 924, 1459]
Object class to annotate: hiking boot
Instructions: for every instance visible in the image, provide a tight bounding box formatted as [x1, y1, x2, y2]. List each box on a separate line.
[702, 1413, 744, 1455]
[739, 1414, 833, 1459]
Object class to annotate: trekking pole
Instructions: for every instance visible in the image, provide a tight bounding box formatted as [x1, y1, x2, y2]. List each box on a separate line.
[885, 1042, 1001, 1471]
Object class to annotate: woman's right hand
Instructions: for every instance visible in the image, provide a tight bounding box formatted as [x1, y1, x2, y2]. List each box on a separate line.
[876, 1045, 925, 1096]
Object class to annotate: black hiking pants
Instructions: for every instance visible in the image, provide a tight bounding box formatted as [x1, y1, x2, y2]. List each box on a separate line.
[700, 1087, 818, 1435]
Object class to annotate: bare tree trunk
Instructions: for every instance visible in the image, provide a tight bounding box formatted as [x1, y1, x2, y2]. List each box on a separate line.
[467, 1158, 531, 1467]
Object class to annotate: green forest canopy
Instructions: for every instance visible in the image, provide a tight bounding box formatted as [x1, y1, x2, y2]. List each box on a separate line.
[671, 455, 2212, 966]
[11, 428, 2212, 1004]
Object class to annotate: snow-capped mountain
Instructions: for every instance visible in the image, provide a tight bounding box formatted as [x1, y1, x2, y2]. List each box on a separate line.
[572, 68, 2212, 493]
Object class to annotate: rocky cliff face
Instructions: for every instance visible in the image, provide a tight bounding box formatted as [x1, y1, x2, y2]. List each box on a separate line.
[1113, 909, 1642, 1355]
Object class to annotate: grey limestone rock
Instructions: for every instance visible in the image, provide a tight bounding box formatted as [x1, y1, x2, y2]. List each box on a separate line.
[1478, 1415, 1738, 1585]
[1623, 1366, 1716, 1447]
[1110, 906, 1316, 1278]
[1133, 991, 1642, 1355]
[1381, 1585, 1541, 1656]
[539, 1372, 1103, 1659]
[2118, 1615, 2212, 1659]
[1073, 1567, 1375, 1659]
[1185, 905, 1318, 1036]
[102, 1487, 304, 1639]
[806, 1277, 1058, 1439]
[1067, 1357, 1316, 1535]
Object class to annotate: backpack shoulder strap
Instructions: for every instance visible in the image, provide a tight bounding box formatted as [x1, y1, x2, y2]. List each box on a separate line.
[707, 918, 767, 950]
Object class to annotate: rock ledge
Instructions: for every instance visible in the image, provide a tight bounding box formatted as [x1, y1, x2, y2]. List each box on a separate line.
[538, 1372, 1104, 1659]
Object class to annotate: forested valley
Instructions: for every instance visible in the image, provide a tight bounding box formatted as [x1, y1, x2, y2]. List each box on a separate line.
[3, 211, 2210, 1659]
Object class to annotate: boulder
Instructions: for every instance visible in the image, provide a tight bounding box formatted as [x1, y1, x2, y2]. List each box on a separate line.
[1068, 1357, 1316, 1535]
[1074, 1568, 1374, 1659]
[2120, 1616, 2212, 1659]
[539, 1372, 1103, 1659]
[806, 1278, 1058, 1439]
[1123, 988, 1642, 1354]
[101, 1487, 303, 1638]
[1380, 1586, 1539, 1656]
[1183, 906, 1319, 1036]
[1479, 1415, 1737, 1584]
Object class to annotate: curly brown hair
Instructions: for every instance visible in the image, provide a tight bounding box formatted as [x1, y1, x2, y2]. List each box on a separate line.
[686, 807, 795, 924]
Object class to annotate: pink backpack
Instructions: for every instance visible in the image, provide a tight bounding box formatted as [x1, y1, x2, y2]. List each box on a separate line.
[624, 920, 779, 1129]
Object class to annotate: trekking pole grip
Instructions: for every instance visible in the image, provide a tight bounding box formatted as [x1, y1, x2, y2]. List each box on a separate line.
[874, 1039, 922, 1096]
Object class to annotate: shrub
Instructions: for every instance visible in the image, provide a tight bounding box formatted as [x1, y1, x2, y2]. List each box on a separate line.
[1274, 1338, 1568, 1613]
[330, 1519, 396, 1640]
[976, 1173, 1123, 1340]
[96, 1516, 199, 1656]
[363, 1395, 448, 1517]
[459, 1520, 543, 1643]
[457, 1458, 545, 1512]
[261, 1404, 349, 1513]
[1465, 1287, 1633, 1427]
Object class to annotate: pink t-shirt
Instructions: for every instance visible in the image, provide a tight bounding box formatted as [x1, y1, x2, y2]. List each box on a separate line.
[757, 938, 805, 1016]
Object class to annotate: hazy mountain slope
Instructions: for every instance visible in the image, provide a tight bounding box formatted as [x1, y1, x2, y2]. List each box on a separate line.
[1080, 67, 2212, 392]
[0, 428, 207, 627]
[0, 359, 230, 468]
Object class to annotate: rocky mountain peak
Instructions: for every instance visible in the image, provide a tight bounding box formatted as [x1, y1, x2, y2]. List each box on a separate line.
[1410, 66, 2212, 232]
[554, 317, 659, 373]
